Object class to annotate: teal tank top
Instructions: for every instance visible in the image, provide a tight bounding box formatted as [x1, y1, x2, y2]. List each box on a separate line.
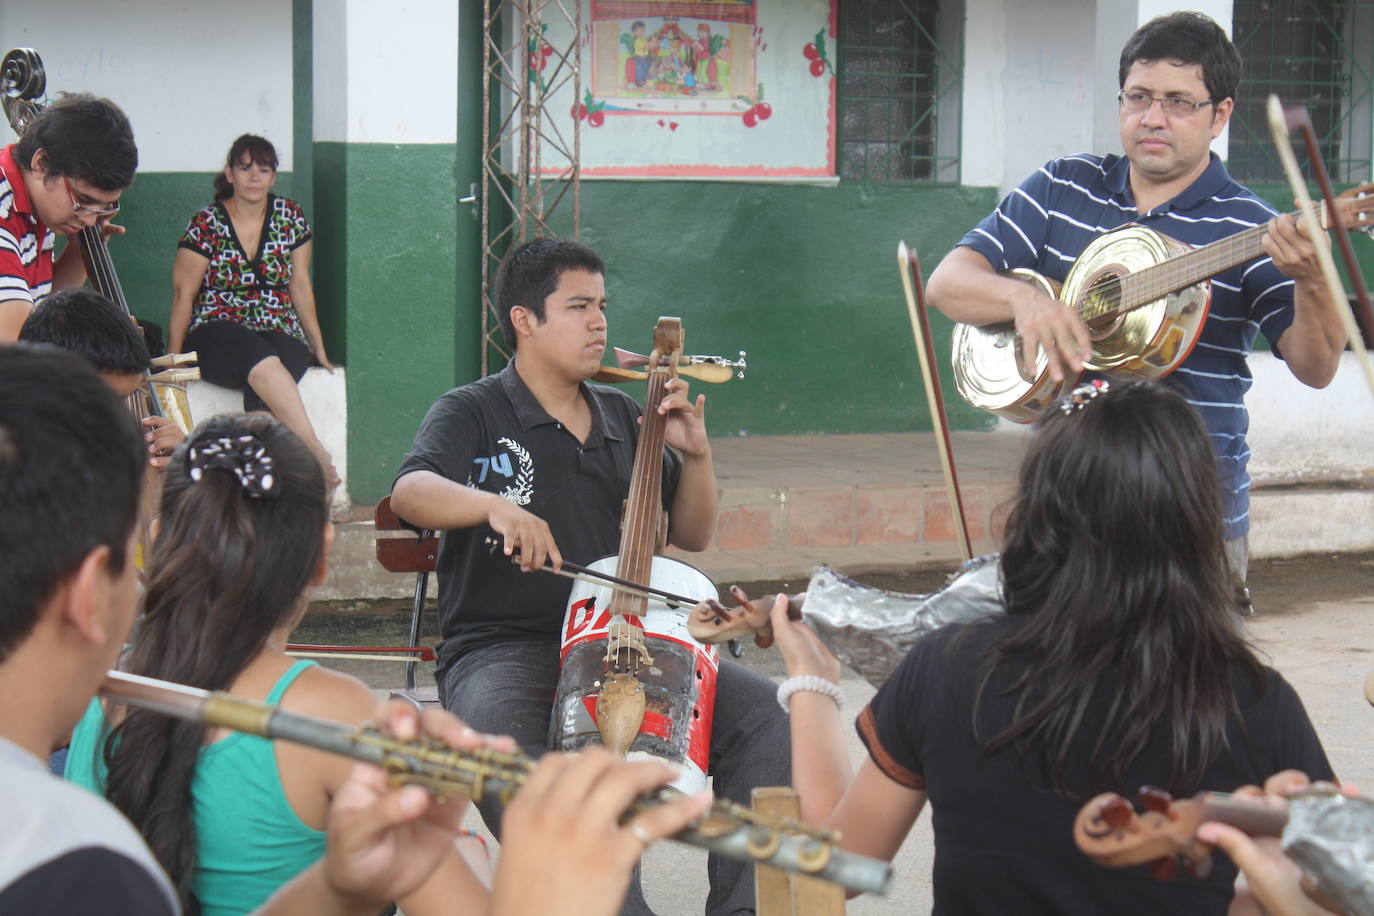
[67, 660, 326, 916]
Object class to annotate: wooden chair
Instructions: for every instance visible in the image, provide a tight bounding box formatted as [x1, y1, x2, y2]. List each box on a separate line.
[374, 496, 440, 695]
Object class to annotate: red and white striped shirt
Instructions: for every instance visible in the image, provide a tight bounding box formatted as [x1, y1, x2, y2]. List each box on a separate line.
[0, 144, 54, 309]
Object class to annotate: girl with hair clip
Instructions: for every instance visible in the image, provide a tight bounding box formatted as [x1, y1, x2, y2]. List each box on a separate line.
[766, 381, 1335, 915]
[64, 413, 493, 916]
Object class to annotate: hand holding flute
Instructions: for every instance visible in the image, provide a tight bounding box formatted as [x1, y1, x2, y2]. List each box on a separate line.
[101, 671, 895, 898]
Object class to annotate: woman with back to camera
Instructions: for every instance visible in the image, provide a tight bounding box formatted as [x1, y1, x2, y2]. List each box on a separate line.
[168, 134, 334, 478]
[767, 380, 1334, 914]
[64, 413, 490, 916]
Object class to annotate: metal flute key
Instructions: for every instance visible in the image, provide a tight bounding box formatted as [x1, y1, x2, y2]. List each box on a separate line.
[99, 671, 893, 895]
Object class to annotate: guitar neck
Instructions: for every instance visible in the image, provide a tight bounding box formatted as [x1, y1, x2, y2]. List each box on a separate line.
[1115, 220, 1271, 316]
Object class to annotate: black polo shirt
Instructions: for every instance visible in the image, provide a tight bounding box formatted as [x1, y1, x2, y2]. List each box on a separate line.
[395, 365, 682, 667]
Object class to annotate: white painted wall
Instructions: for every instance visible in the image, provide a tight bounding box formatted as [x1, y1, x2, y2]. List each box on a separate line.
[962, 0, 1236, 194]
[1247, 352, 1374, 484]
[0, 1, 294, 171]
[312, 0, 457, 144]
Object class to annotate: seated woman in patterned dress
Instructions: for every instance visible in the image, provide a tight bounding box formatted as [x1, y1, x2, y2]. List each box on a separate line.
[168, 134, 334, 478]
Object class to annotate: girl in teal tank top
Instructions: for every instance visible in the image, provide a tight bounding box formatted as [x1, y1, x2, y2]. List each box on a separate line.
[68, 661, 323, 915]
[67, 414, 489, 916]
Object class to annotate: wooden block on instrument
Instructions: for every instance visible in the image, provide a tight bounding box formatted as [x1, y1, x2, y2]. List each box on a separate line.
[752, 787, 845, 916]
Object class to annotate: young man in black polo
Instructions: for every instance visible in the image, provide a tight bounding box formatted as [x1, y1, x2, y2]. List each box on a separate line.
[392, 237, 789, 915]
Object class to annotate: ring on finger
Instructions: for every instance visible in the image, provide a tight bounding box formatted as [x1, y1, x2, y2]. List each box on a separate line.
[628, 821, 654, 847]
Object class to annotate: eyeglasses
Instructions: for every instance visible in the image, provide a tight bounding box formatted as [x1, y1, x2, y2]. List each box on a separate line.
[64, 177, 121, 216]
[1118, 91, 1217, 117]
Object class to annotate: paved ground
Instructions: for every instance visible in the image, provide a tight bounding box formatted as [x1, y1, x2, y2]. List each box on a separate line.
[302, 552, 1374, 914]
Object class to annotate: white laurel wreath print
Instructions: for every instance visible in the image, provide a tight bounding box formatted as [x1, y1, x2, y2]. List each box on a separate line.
[496, 437, 534, 505]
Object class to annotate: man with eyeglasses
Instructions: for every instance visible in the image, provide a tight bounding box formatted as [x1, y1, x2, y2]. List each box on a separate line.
[927, 11, 1346, 589]
[1, 92, 137, 341]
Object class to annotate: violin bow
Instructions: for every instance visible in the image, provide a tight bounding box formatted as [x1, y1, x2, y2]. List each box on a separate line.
[1266, 94, 1374, 400]
[898, 241, 974, 561]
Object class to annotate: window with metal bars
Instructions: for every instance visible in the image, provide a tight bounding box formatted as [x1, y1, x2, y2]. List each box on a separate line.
[1230, 0, 1373, 184]
[837, 0, 963, 182]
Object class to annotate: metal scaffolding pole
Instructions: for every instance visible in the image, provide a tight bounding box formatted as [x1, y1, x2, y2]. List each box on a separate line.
[481, 0, 582, 373]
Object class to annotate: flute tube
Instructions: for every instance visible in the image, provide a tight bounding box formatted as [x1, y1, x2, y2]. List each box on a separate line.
[99, 672, 893, 895]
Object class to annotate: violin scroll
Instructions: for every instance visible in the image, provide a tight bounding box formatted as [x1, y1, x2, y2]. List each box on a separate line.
[1074, 788, 1216, 880]
[687, 585, 805, 648]
[1076, 786, 1291, 882]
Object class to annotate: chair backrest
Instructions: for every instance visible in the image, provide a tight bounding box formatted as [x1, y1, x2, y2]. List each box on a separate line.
[375, 496, 439, 574]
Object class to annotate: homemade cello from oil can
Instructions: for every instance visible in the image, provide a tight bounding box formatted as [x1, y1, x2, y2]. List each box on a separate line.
[549, 317, 723, 794]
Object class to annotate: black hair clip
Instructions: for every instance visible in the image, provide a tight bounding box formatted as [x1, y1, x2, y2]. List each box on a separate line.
[187, 434, 277, 499]
[1057, 378, 1109, 415]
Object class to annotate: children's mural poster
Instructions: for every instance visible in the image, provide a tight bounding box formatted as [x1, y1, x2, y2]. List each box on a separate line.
[540, 0, 835, 177]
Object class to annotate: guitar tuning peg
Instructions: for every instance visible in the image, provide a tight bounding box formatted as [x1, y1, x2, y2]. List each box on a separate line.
[1099, 796, 1134, 828]
[1137, 786, 1173, 814]
[1150, 856, 1181, 881]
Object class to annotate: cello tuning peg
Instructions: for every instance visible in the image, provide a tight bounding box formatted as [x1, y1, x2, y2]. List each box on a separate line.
[1137, 786, 1173, 814]
[727, 639, 744, 659]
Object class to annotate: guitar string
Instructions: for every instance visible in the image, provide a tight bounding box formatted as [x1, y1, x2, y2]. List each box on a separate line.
[1073, 195, 1366, 322]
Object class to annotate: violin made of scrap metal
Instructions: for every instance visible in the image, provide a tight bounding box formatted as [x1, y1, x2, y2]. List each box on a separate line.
[99, 670, 893, 896]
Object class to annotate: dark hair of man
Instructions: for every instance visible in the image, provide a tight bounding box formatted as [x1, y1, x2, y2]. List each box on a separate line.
[0, 344, 143, 662]
[18, 288, 150, 375]
[493, 237, 606, 349]
[212, 133, 279, 201]
[101, 412, 327, 911]
[1117, 11, 1242, 105]
[977, 381, 1263, 799]
[14, 92, 139, 192]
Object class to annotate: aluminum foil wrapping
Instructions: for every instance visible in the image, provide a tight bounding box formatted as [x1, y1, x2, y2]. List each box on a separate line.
[800, 554, 1006, 687]
[1283, 789, 1374, 916]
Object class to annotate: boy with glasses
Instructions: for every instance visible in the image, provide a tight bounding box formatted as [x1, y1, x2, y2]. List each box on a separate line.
[926, 11, 1347, 586]
[0, 92, 137, 341]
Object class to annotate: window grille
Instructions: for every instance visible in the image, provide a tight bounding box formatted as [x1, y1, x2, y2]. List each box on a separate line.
[837, 0, 962, 182]
[1230, 0, 1373, 184]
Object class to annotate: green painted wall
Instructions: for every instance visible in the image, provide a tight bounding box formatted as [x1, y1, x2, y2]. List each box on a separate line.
[548, 181, 1003, 438]
[312, 142, 461, 503]
[96, 169, 1374, 508]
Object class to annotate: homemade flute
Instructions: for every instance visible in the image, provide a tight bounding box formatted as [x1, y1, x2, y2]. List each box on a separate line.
[100, 671, 893, 895]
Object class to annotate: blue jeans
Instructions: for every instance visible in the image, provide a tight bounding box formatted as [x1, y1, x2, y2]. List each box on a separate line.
[440, 638, 790, 916]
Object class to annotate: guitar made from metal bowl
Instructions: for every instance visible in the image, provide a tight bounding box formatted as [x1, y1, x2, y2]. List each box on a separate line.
[953, 184, 1374, 423]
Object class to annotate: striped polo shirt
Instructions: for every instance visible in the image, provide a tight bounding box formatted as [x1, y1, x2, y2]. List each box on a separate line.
[0, 143, 55, 310]
[959, 152, 1296, 538]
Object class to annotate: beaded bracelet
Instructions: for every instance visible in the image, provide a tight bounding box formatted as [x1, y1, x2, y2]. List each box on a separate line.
[776, 675, 843, 712]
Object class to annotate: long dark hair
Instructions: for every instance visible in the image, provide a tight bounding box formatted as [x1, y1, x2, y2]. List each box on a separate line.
[100, 413, 326, 913]
[212, 133, 279, 201]
[979, 381, 1262, 798]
